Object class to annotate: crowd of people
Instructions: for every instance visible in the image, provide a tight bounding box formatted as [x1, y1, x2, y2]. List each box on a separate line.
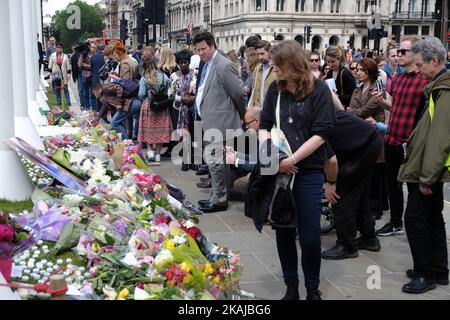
[41, 32, 450, 300]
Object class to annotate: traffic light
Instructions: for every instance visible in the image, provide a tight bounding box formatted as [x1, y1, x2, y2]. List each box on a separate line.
[120, 19, 129, 41]
[144, 0, 165, 25]
[368, 28, 374, 40]
[306, 26, 312, 43]
[136, 8, 145, 45]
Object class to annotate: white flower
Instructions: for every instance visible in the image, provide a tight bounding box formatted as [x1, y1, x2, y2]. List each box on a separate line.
[173, 235, 187, 245]
[31, 246, 38, 251]
[23, 269, 30, 275]
[47, 262, 53, 267]
[33, 250, 41, 256]
[56, 259, 64, 265]
[19, 261, 26, 266]
[27, 262, 35, 268]
[41, 259, 47, 265]
[39, 270, 46, 275]
[184, 220, 196, 229]
[79, 267, 85, 272]
[46, 268, 53, 273]
[63, 194, 84, 207]
[22, 276, 29, 281]
[42, 245, 49, 250]
[84, 272, 90, 278]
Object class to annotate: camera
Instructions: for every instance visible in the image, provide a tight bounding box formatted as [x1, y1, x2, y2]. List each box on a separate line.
[99, 59, 119, 81]
[74, 42, 90, 55]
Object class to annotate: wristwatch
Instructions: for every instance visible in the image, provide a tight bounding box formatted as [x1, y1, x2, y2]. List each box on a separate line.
[327, 180, 337, 186]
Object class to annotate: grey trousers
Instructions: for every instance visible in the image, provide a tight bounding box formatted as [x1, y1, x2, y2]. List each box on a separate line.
[204, 141, 230, 206]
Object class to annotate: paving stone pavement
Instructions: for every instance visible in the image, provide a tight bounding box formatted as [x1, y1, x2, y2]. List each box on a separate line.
[148, 157, 450, 300]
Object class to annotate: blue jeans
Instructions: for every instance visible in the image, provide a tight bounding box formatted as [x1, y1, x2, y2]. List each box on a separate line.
[81, 76, 96, 110]
[112, 99, 142, 140]
[52, 80, 71, 106]
[131, 99, 142, 138]
[275, 171, 324, 290]
[77, 75, 84, 106]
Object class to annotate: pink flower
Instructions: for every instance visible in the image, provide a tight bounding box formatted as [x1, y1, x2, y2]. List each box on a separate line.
[143, 256, 154, 265]
[103, 214, 111, 222]
[136, 283, 144, 290]
[155, 216, 168, 226]
[0, 224, 14, 242]
[89, 267, 97, 276]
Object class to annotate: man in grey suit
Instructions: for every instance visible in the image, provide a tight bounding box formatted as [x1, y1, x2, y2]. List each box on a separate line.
[193, 32, 246, 213]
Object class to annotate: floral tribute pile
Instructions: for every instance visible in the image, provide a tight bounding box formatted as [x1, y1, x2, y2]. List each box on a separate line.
[6, 111, 242, 300]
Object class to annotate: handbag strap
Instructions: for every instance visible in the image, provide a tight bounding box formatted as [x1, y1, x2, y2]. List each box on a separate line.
[276, 91, 281, 129]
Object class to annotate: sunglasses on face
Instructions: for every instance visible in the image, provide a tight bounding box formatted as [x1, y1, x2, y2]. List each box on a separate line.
[349, 67, 357, 71]
[310, 59, 319, 62]
[397, 49, 411, 56]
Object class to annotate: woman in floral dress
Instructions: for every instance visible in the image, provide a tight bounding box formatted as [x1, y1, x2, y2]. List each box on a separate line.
[138, 59, 172, 164]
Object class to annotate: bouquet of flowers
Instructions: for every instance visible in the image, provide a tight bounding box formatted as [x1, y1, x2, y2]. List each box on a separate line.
[0, 212, 38, 259]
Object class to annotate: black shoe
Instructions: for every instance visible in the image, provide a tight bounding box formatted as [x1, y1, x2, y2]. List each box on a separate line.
[401, 277, 437, 294]
[321, 244, 358, 260]
[190, 164, 199, 171]
[200, 176, 211, 183]
[197, 181, 212, 188]
[198, 200, 210, 207]
[196, 166, 209, 176]
[281, 285, 299, 300]
[200, 203, 228, 213]
[355, 236, 381, 252]
[306, 288, 322, 300]
[181, 163, 189, 172]
[406, 269, 449, 285]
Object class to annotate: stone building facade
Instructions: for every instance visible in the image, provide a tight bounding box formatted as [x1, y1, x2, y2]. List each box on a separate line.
[101, 0, 438, 52]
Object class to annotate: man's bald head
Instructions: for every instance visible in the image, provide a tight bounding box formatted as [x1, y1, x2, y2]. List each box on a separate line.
[244, 107, 261, 131]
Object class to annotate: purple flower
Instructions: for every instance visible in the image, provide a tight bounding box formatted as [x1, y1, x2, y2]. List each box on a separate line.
[112, 220, 128, 236]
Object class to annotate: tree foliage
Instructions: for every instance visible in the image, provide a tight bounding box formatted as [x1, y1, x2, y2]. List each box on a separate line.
[51, 0, 105, 49]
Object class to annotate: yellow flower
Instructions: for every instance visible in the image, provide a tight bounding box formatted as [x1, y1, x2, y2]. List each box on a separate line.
[166, 240, 175, 250]
[212, 276, 221, 284]
[204, 263, 214, 275]
[117, 288, 129, 300]
[91, 242, 102, 252]
[180, 262, 191, 272]
[96, 124, 103, 130]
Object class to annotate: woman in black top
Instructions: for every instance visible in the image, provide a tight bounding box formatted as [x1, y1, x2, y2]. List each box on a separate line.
[259, 41, 336, 300]
[325, 46, 356, 109]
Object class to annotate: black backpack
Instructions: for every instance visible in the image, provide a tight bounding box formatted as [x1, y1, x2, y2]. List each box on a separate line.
[148, 75, 172, 112]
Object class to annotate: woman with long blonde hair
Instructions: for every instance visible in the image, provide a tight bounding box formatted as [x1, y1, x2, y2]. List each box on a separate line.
[138, 58, 172, 164]
[157, 46, 178, 77]
[258, 40, 336, 300]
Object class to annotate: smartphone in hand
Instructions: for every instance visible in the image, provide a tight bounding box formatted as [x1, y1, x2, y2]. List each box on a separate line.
[376, 79, 384, 93]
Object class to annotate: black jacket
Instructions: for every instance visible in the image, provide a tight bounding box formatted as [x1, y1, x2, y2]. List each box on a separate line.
[71, 52, 80, 82]
[326, 67, 356, 108]
[245, 151, 297, 232]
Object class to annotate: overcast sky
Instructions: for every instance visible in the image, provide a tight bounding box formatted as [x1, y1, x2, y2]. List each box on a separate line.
[43, 0, 103, 22]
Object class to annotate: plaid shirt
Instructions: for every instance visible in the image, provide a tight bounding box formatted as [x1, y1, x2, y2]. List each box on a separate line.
[385, 71, 430, 145]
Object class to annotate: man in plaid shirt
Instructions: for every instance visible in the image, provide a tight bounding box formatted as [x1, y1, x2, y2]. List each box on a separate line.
[373, 36, 430, 237]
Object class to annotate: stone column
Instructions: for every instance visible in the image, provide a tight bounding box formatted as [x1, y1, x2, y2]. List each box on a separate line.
[0, 0, 34, 200]
[10, 0, 44, 150]
[23, 0, 48, 125]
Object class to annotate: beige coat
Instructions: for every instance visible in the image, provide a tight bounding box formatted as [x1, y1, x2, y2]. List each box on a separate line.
[48, 52, 71, 84]
[249, 63, 277, 108]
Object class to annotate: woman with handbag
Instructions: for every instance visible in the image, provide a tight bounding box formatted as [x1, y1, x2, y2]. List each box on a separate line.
[138, 58, 172, 164]
[259, 40, 336, 300]
[324, 46, 356, 109]
[48, 43, 71, 107]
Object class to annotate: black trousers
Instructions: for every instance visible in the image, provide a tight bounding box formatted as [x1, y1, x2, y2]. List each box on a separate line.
[385, 144, 405, 227]
[370, 163, 389, 215]
[334, 134, 382, 251]
[405, 183, 448, 281]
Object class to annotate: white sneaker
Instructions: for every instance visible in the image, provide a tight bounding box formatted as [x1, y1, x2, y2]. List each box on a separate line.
[155, 154, 161, 162]
[147, 150, 155, 160]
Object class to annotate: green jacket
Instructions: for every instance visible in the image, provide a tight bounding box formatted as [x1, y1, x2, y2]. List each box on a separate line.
[398, 70, 450, 186]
